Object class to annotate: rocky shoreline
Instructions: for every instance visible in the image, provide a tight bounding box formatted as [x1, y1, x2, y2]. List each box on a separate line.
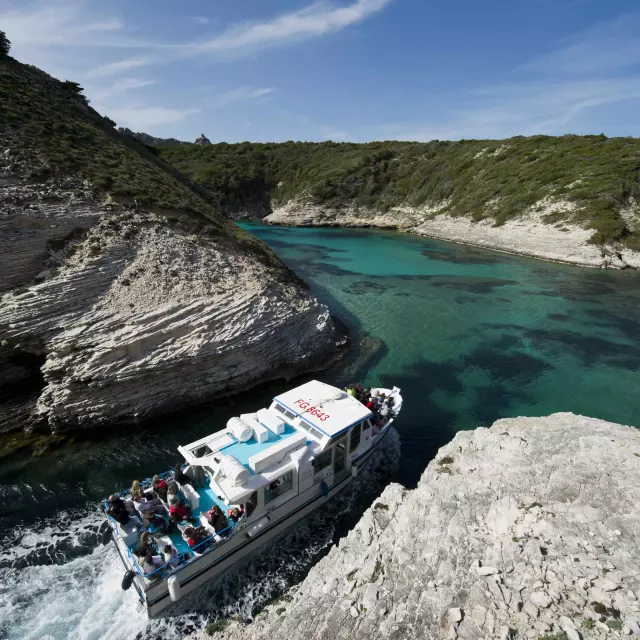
[265, 201, 640, 270]
[190, 413, 640, 640]
[0, 151, 338, 434]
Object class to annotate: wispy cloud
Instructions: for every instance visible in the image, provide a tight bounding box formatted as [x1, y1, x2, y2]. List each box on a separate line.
[208, 86, 276, 108]
[189, 16, 210, 25]
[373, 10, 640, 141]
[89, 78, 157, 103]
[104, 106, 200, 130]
[3, 0, 391, 76]
[86, 57, 159, 78]
[375, 78, 640, 141]
[189, 0, 391, 59]
[523, 12, 640, 75]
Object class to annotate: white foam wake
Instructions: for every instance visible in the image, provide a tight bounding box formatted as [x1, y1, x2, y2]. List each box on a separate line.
[0, 429, 401, 640]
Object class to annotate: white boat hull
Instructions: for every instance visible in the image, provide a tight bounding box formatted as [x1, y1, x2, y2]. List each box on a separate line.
[108, 385, 402, 617]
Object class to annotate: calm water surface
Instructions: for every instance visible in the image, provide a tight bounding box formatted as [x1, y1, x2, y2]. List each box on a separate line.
[1, 222, 639, 639]
[243, 221, 640, 484]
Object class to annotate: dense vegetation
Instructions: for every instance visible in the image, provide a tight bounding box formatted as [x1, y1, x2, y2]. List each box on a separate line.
[159, 136, 640, 248]
[0, 56, 218, 218]
[0, 55, 297, 274]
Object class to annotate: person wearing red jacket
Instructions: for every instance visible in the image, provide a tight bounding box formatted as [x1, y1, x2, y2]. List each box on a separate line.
[169, 498, 191, 523]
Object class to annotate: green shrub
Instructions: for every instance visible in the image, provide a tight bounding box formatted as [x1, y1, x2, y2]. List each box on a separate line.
[157, 134, 640, 247]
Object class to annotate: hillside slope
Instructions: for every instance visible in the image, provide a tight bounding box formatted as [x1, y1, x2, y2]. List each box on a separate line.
[159, 137, 640, 268]
[0, 56, 336, 434]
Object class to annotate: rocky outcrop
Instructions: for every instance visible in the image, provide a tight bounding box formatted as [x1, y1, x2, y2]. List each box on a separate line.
[265, 201, 640, 270]
[195, 134, 212, 146]
[117, 128, 189, 147]
[196, 413, 640, 640]
[0, 151, 337, 433]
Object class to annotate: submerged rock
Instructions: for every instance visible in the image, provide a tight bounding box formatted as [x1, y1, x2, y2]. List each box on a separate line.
[193, 413, 640, 639]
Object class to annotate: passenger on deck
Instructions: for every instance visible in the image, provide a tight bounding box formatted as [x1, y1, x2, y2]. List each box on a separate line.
[152, 475, 168, 501]
[163, 544, 179, 565]
[107, 495, 130, 525]
[173, 464, 190, 486]
[345, 384, 356, 397]
[142, 511, 165, 531]
[142, 553, 163, 576]
[133, 493, 164, 515]
[169, 498, 191, 523]
[365, 397, 375, 411]
[379, 402, 390, 425]
[355, 383, 364, 401]
[206, 505, 228, 534]
[183, 526, 205, 548]
[227, 506, 244, 523]
[135, 531, 152, 557]
[166, 478, 180, 503]
[130, 480, 143, 499]
[386, 395, 395, 409]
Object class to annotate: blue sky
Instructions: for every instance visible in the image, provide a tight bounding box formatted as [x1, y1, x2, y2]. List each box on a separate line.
[2, 0, 640, 142]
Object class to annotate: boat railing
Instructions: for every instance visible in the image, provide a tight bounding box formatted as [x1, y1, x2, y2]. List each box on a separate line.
[143, 517, 245, 579]
[105, 503, 245, 580]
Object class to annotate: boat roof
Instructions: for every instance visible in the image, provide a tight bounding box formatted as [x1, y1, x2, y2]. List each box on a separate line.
[274, 380, 372, 439]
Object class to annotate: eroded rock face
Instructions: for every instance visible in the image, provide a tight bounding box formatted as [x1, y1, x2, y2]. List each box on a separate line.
[0, 154, 336, 433]
[198, 413, 640, 640]
[195, 134, 211, 145]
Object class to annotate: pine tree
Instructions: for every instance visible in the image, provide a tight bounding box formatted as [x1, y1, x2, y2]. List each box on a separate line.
[0, 30, 11, 58]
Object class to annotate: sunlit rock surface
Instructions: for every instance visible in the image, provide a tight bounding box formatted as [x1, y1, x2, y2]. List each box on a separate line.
[0, 154, 336, 433]
[194, 413, 640, 640]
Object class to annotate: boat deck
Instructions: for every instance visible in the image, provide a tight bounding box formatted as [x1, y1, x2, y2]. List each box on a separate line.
[219, 423, 298, 468]
[126, 480, 234, 564]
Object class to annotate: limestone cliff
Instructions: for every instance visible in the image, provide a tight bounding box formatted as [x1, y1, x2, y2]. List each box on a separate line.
[196, 413, 640, 640]
[0, 57, 336, 433]
[266, 201, 640, 270]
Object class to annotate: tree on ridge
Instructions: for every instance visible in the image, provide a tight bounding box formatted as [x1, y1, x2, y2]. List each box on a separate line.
[0, 30, 11, 58]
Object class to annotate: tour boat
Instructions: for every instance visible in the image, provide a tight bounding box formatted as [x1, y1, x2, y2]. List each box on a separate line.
[104, 380, 402, 617]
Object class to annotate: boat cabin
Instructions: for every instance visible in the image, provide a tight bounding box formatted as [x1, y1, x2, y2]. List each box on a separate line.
[177, 380, 374, 529]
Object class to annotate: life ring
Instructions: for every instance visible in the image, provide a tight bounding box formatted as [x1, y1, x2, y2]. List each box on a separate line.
[121, 569, 135, 591]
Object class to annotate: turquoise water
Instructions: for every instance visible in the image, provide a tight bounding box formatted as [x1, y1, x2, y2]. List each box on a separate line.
[242, 221, 640, 486]
[1, 221, 640, 639]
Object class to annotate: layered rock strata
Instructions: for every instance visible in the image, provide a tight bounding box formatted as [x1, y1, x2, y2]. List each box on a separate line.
[0, 153, 336, 433]
[266, 201, 640, 269]
[199, 413, 640, 640]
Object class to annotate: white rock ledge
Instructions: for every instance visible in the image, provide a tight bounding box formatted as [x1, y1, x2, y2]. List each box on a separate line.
[265, 201, 640, 270]
[0, 161, 336, 433]
[194, 413, 640, 640]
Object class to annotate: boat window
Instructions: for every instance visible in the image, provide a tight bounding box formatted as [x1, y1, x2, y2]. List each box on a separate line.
[275, 402, 296, 421]
[191, 444, 212, 458]
[308, 425, 325, 441]
[313, 449, 333, 477]
[245, 491, 258, 517]
[349, 423, 362, 453]
[265, 471, 293, 504]
[331, 432, 347, 444]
